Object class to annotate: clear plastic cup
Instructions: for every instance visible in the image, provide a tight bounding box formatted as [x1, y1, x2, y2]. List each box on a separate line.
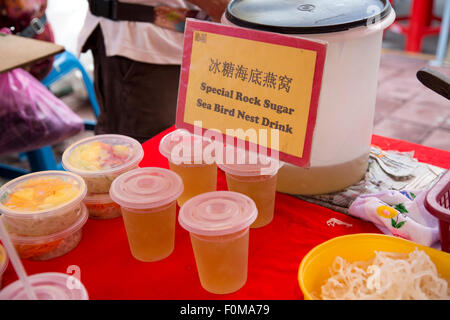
[0, 244, 8, 289]
[159, 129, 217, 207]
[0, 272, 89, 300]
[179, 191, 257, 294]
[0, 171, 87, 237]
[109, 167, 184, 262]
[62, 134, 144, 194]
[217, 147, 281, 228]
[83, 192, 121, 220]
[6, 203, 88, 261]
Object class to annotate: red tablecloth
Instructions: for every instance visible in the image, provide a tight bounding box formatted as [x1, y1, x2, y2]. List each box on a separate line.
[2, 128, 450, 300]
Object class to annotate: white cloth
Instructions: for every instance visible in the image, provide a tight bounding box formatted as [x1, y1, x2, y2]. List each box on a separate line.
[76, 0, 196, 65]
[349, 189, 441, 248]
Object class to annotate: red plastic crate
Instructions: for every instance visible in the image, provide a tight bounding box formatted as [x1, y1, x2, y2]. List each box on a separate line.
[425, 169, 450, 253]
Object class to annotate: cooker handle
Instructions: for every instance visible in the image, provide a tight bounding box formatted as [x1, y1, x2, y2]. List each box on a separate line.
[416, 68, 450, 100]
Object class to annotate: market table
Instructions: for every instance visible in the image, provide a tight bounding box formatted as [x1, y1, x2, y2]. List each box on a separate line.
[1, 127, 450, 300]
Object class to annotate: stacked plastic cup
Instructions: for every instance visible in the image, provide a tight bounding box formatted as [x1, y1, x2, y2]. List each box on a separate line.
[0, 243, 8, 288]
[110, 167, 184, 262]
[0, 171, 88, 260]
[217, 146, 282, 228]
[179, 191, 257, 294]
[62, 134, 144, 220]
[159, 129, 217, 206]
[0, 272, 89, 300]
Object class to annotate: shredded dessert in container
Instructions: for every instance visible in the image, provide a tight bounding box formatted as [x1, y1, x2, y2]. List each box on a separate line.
[62, 135, 144, 193]
[8, 203, 88, 261]
[67, 141, 131, 171]
[83, 193, 121, 219]
[320, 249, 450, 300]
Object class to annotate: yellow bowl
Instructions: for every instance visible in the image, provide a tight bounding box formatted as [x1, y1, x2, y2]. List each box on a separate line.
[298, 233, 450, 300]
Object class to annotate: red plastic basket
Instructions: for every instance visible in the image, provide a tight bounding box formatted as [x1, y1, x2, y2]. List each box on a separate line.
[425, 169, 450, 253]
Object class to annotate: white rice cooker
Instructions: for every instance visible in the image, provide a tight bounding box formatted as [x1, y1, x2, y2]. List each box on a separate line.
[222, 0, 395, 195]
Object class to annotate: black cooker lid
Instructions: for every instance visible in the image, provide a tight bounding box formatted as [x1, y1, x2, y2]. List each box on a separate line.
[225, 0, 392, 34]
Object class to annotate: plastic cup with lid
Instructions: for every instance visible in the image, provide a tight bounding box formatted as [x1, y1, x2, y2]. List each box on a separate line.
[159, 129, 217, 207]
[62, 134, 144, 194]
[5, 203, 88, 261]
[83, 192, 121, 220]
[0, 272, 89, 300]
[0, 171, 87, 237]
[217, 145, 282, 228]
[179, 191, 257, 294]
[0, 243, 8, 289]
[109, 167, 184, 262]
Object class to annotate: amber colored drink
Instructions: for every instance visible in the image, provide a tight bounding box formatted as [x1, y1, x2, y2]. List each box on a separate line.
[225, 173, 277, 228]
[121, 202, 176, 262]
[190, 228, 249, 294]
[168, 162, 217, 206]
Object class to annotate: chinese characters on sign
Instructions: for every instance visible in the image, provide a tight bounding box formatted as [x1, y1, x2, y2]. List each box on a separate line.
[208, 58, 293, 93]
[177, 20, 326, 166]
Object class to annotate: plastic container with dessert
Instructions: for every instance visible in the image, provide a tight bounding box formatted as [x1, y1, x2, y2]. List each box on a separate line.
[62, 134, 144, 194]
[0, 171, 87, 237]
[3, 203, 88, 261]
[83, 192, 121, 220]
[0, 243, 8, 289]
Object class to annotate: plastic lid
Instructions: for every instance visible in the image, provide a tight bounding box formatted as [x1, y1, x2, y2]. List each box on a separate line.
[62, 134, 144, 176]
[225, 0, 392, 34]
[0, 272, 89, 300]
[109, 167, 184, 210]
[179, 191, 257, 236]
[216, 145, 282, 176]
[83, 192, 115, 205]
[159, 129, 214, 165]
[0, 171, 86, 217]
[6, 203, 88, 244]
[0, 243, 8, 276]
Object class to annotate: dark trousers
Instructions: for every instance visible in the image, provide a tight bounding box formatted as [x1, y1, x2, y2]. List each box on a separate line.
[82, 26, 180, 143]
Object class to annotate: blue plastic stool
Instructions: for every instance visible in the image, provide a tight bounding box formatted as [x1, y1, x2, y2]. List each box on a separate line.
[0, 51, 99, 179]
[0, 147, 62, 179]
[42, 51, 100, 117]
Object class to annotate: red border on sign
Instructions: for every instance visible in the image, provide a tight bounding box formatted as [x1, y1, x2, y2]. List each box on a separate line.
[176, 19, 326, 167]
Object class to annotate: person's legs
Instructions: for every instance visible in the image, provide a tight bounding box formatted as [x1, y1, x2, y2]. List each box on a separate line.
[82, 26, 180, 143]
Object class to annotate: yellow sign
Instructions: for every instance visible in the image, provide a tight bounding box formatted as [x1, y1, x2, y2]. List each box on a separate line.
[177, 20, 326, 166]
